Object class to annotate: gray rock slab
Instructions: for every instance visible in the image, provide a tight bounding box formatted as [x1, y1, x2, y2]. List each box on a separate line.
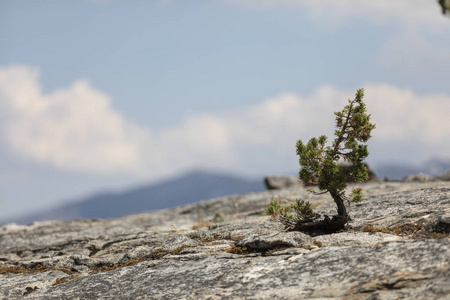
[236, 231, 312, 250]
[313, 231, 404, 247]
[22, 240, 450, 300]
[348, 187, 450, 230]
[0, 271, 68, 299]
[1, 181, 450, 299]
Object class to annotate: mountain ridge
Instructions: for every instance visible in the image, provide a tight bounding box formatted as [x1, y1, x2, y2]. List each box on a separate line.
[374, 157, 450, 180]
[2, 170, 265, 225]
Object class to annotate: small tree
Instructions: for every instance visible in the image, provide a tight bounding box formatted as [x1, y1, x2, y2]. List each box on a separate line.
[297, 88, 374, 220]
[266, 88, 375, 232]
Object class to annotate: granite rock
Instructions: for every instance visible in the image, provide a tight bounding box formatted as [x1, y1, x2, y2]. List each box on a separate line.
[0, 181, 449, 299]
[264, 176, 303, 190]
[436, 170, 450, 181]
[403, 173, 437, 182]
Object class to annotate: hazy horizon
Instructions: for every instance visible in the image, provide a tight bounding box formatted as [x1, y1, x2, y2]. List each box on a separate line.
[1, 0, 449, 221]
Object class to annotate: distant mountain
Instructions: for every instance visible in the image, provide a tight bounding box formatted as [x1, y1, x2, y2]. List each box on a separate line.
[3, 171, 266, 225]
[373, 157, 450, 180]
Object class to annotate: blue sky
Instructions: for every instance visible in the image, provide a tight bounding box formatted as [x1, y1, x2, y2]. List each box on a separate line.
[1, 0, 450, 221]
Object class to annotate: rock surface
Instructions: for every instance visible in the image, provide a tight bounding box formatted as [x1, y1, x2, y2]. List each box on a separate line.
[0, 181, 449, 299]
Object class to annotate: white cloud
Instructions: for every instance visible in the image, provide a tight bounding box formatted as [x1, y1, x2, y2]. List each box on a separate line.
[366, 84, 450, 144]
[220, 0, 448, 28]
[159, 83, 450, 171]
[156, 83, 450, 173]
[377, 28, 450, 74]
[0, 65, 146, 175]
[1, 65, 449, 176]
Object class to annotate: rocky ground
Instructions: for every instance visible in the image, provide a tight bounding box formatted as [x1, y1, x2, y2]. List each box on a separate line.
[1, 180, 449, 299]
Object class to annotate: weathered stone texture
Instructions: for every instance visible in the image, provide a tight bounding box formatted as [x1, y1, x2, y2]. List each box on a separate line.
[0, 181, 449, 299]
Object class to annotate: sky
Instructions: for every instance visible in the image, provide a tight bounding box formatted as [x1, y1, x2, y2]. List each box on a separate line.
[1, 0, 450, 221]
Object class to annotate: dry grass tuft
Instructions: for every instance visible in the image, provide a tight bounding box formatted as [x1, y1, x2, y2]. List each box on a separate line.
[227, 245, 249, 255]
[0, 263, 71, 275]
[53, 276, 74, 285]
[187, 231, 243, 245]
[313, 240, 323, 248]
[170, 245, 195, 255]
[89, 245, 197, 275]
[362, 223, 449, 239]
[191, 219, 216, 230]
[362, 226, 390, 234]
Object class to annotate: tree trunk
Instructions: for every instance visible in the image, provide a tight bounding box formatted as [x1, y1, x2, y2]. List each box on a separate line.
[330, 191, 348, 217]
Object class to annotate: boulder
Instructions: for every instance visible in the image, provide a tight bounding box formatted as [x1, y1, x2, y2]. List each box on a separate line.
[339, 161, 378, 182]
[435, 170, 450, 181]
[403, 173, 437, 182]
[264, 175, 302, 190]
[264, 162, 377, 190]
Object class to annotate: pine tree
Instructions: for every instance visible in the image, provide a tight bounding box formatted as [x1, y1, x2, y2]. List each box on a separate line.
[266, 88, 375, 233]
[296, 88, 375, 220]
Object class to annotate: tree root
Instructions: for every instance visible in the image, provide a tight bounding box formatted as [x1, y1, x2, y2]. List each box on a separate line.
[279, 214, 349, 235]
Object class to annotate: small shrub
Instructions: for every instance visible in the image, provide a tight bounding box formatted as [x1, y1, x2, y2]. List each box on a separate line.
[264, 198, 293, 219]
[265, 199, 284, 217]
[293, 199, 320, 221]
[350, 188, 363, 203]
